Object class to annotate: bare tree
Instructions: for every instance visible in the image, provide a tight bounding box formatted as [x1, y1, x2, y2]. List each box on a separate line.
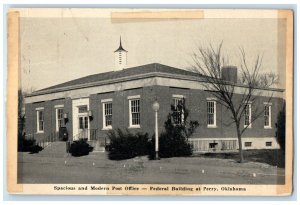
[191, 42, 278, 163]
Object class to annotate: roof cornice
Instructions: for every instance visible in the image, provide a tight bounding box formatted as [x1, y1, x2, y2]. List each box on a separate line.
[26, 71, 284, 98]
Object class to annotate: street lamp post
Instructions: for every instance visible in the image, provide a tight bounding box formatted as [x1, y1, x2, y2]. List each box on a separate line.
[152, 100, 160, 160]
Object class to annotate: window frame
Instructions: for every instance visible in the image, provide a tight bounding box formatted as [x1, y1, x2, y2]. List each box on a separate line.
[209, 142, 218, 149]
[102, 99, 113, 130]
[244, 103, 252, 128]
[128, 96, 141, 128]
[265, 141, 272, 147]
[78, 116, 88, 130]
[244, 142, 252, 147]
[207, 100, 217, 128]
[172, 96, 185, 125]
[55, 106, 64, 132]
[264, 103, 272, 129]
[36, 108, 44, 133]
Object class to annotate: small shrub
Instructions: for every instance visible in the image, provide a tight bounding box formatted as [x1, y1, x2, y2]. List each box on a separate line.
[148, 128, 193, 159]
[19, 138, 36, 151]
[18, 136, 43, 153]
[69, 139, 94, 157]
[29, 145, 43, 154]
[106, 129, 151, 160]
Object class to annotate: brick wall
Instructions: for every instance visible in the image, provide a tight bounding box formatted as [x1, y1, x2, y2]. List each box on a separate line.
[186, 89, 284, 139]
[24, 98, 73, 142]
[25, 85, 284, 142]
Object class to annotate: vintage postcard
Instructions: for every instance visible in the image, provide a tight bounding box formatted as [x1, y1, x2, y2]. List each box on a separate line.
[6, 8, 293, 195]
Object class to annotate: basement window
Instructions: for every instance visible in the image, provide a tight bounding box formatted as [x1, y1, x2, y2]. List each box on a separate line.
[244, 142, 252, 147]
[266, 142, 272, 147]
[209, 142, 218, 149]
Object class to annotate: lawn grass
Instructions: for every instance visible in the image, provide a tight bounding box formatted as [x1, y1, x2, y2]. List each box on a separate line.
[196, 149, 285, 168]
[18, 150, 285, 184]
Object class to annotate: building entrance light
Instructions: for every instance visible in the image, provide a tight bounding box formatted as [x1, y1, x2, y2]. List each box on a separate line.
[152, 100, 160, 112]
[63, 113, 68, 119]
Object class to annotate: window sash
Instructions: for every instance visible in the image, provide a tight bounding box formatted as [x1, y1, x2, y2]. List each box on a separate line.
[79, 116, 88, 129]
[130, 99, 140, 126]
[79, 117, 84, 129]
[84, 117, 88, 129]
[173, 98, 184, 125]
[207, 101, 216, 126]
[37, 110, 44, 132]
[103, 102, 113, 128]
[244, 104, 251, 128]
[264, 105, 271, 128]
[56, 108, 64, 131]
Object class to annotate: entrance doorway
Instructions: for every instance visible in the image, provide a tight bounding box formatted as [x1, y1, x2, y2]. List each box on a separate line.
[72, 98, 90, 141]
[78, 108, 89, 140]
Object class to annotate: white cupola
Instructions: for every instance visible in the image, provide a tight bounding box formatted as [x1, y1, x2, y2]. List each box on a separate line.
[114, 36, 128, 71]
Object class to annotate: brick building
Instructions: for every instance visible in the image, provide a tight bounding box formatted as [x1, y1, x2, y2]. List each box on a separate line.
[24, 39, 285, 152]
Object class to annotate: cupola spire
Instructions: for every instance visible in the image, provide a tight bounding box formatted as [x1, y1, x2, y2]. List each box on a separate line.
[114, 36, 127, 52]
[114, 36, 128, 71]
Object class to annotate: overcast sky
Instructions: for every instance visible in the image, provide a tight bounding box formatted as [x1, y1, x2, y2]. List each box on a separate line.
[20, 12, 286, 92]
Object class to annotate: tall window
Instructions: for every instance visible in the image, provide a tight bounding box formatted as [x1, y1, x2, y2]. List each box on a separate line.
[103, 102, 113, 129]
[172, 97, 184, 125]
[37, 109, 44, 133]
[207, 101, 216, 127]
[129, 98, 140, 127]
[56, 108, 64, 132]
[264, 104, 272, 128]
[244, 103, 252, 128]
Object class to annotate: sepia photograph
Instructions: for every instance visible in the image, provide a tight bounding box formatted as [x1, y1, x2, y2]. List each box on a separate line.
[6, 8, 293, 195]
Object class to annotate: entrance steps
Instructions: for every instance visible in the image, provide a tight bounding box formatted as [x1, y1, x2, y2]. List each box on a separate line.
[87, 140, 106, 152]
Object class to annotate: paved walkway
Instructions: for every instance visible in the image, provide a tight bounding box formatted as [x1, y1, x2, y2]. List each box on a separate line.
[17, 152, 285, 184]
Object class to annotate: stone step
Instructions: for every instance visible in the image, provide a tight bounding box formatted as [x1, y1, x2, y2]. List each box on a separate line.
[87, 140, 106, 152]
